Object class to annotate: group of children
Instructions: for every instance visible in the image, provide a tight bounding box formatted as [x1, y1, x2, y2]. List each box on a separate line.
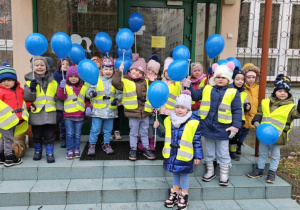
[0, 51, 299, 209]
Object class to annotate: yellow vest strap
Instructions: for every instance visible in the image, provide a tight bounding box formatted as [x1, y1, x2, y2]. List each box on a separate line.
[35, 104, 45, 109]
[177, 150, 193, 160]
[0, 114, 18, 128]
[123, 91, 137, 97]
[199, 110, 209, 116]
[218, 113, 232, 121]
[0, 106, 12, 116]
[262, 117, 285, 128]
[201, 101, 210, 106]
[168, 93, 177, 100]
[35, 95, 45, 102]
[219, 104, 231, 112]
[96, 90, 106, 95]
[123, 100, 138, 105]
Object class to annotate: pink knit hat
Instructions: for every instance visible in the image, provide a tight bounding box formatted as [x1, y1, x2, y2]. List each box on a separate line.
[147, 60, 161, 74]
[163, 57, 174, 71]
[246, 71, 257, 77]
[66, 66, 79, 79]
[130, 58, 147, 74]
[191, 62, 203, 73]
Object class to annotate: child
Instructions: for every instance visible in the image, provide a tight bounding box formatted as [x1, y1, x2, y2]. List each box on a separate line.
[229, 69, 251, 161]
[112, 57, 155, 160]
[86, 57, 122, 155]
[53, 58, 71, 148]
[154, 91, 202, 209]
[57, 66, 91, 159]
[0, 66, 27, 167]
[137, 59, 160, 152]
[183, 62, 242, 186]
[238, 63, 260, 155]
[159, 57, 181, 122]
[24, 56, 58, 163]
[188, 62, 208, 115]
[248, 74, 300, 183]
[91, 56, 102, 71]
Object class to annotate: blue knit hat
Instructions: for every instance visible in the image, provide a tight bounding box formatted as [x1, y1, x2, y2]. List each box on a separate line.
[0, 66, 17, 83]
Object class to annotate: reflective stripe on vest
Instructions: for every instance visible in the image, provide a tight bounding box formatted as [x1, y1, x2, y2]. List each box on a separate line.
[192, 77, 207, 105]
[241, 91, 247, 121]
[199, 85, 237, 124]
[162, 116, 199, 162]
[64, 85, 87, 113]
[261, 98, 295, 141]
[165, 82, 181, 110]
[26, 80, 57, 113]
[91, 78, 117, 109]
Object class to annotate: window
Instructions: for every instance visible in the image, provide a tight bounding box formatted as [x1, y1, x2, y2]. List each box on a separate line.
[237, 2, 250, 48]
[289, 5, 300, 49]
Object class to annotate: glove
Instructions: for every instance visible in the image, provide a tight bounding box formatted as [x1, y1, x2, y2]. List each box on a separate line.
[111, 98, 119, 106]
[60, 80, 66, 88]
[29, 104, 36, 111]
[30, 79, 37, 92]
[254, 121, 260, 128]
[226, 126, 239, 139]
[85, 107, 91, 116]
[182, 78, 191, 88]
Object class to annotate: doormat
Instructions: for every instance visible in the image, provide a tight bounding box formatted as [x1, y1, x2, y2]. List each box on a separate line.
[80, 141, 165, 160]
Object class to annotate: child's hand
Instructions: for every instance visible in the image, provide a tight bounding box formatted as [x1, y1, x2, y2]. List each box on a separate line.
[147, 73, 157, 82]
[253, 121, 260, 128]
[194, 159, 200, 165]
[89, 91, 97, 98]
[29, 104, 36, 112]
[119, 63, 124, 72]
[226, 126, 239, 139]
[30, 79, 37, 92]
[182, 78, 191, 88]
[153, 120, 160, 128]
[246, 104, 251, 110]
[60, 80, 66, 88]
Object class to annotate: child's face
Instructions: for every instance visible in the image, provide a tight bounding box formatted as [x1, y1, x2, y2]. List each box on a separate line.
[61, 60, 70, 72]
[68, 75, 79, 84]
[146, 69, 158, 79]
[92, 59, 100, 69]
[192, 69, 202, 78]
[214, 77, 229, 86]
[245, 75, 256, 86]
[275, 89, 288, 100]
[34, 60, 47, 77]
[1, 79, 15, 89]
[175, 105, 189, 117]
[164, 70, 169, 80]
[234, 74, 245, 88]
[130, 69, 144, 79]
[101, 67, 114, 78]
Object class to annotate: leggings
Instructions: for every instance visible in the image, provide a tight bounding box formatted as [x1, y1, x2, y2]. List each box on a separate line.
[173, 173, 189, 190]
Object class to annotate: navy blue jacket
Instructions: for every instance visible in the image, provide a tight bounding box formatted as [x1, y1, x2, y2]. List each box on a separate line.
[189, 84, 242, 140]
[53, 70, 66, 84]
[157, 113, 203, 174]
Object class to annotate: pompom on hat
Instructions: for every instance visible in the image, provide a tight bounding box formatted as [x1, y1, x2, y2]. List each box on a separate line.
[209, 61, 235, 86]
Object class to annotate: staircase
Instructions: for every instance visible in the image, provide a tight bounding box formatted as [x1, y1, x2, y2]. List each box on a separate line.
[0, 137, 299, 210]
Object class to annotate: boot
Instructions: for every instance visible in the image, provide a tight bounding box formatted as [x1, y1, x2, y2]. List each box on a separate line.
[45, 144, 55, 163]
[164, 188, 179, 208]
[202, 161, 217, 182]
[266, 170, 276, 184]
[60, 138, 66, 148]
[137, 140, 144, 151]
[4, 151, 22, 167]
[0, 152, 5, 164]
[177, 191, 189, 210]
[229, 144, 240, 161]
[149, 137, 155, 151]
[219, 164, 230, 186]
[237, 141, 242, 155]
[143, 148, 155, 160]
[33, 143, 42, 161]
[248, 167, 264, 178]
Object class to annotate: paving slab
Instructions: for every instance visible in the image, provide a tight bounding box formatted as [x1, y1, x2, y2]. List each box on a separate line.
[102, 202, 136, 210]
[103, 160, 134, 178]
[65, 203, 101, 210]
[235, 199, 276, 210]
[203, 200, 242, 210]
[136, 177, 169, 202]
[267, 198, 300, 210]
[257, 176, 291, 199]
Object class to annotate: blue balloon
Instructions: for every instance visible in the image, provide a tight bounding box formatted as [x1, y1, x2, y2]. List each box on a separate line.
[25, 33, 48, 56]
[205, 34, 225, 59]
[167, 59, 189, 81]
[227, 57, 242, 70]
[116, 28, 134, 50]
[51, 32, 72, 59]
[68, 44, 85, 65]
[256, 123, 279, 145]
[118, 48, 132, 58]
[95, 32, 112, 53]
[217, 59, 228, 65]
[78, 59, 99, 85]
[148, 81, 169, 109]
[115, 56, 133, 75]
[172, 45, 190, 60]
[128, 12, 144, 33]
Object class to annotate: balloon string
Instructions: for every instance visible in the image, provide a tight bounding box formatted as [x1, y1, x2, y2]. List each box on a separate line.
[208, 59, 213, 81]
[122, 50, 125, 80]
[32, 56, 35, 80]
[187, 59, 191, 78]
[154, 109, 157, 148]
[61, 59, 66, 94]
[135, 32, 137, 54]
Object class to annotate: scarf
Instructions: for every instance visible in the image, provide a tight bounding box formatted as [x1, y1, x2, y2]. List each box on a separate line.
[190, 74, 206, 84]
[169, 110, 192, 128]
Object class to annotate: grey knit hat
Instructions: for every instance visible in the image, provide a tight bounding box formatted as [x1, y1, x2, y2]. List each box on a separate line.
[30, 56, 50, 71]
[174, 91, 192, 110]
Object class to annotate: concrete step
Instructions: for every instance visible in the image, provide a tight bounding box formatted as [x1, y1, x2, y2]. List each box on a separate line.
[0, 176, 292, 206]
[0, 198, 299, 210]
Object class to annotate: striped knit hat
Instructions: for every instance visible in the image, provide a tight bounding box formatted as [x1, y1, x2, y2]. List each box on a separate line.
[0, 65, 17, 83]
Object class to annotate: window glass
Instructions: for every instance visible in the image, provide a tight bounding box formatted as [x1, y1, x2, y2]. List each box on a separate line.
[289, 5, 300, 49]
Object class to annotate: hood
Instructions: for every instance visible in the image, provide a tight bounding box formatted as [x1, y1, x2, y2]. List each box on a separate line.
[24, 71, 54, 82]
[270, 95, 295, 106]
[242, 65, 260, 84]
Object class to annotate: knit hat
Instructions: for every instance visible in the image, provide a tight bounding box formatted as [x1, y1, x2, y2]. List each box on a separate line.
[101, 56, 114, 68]
[209, 61, 235, 86]
[0, 65, 17, 83]
[130, 58, 147, 74]
[191, 62, 203, 74]
[30, 56, 50, 71]
[147, 60, 161, 74]
[56, 58, 71, 70]
[174, 90, 192, 110]
[91, 56, 102, 66]
[149, 54, 160, 63]
[232, 68, 244, 79]
[163, 57, 173, 71]
[66, 66, 79, 79]
[1, 62, 9, 67]
[272, 74, 292, 96]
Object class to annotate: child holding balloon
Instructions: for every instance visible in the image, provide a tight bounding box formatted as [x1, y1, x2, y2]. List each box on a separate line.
[24, 56, 58, 163]
[248, 74, 300, 183]
[154, 91, 202, 209]
[183, 61, 242, 186]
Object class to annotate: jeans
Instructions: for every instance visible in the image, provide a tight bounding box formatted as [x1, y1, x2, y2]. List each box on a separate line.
[64, 119, 83, 151]
[238, 128, 250, 143]
[173, 173, 189, 190]
[89, 117, 114, 145]
[203, 136, 231, 165]
[258, 142, 281, 171]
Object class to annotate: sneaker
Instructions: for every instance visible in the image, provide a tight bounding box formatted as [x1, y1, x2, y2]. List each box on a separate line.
[114, 130, 122, 140]
[143, 148, 156, 160]
[164, 188, 178, 208]
[74, 150, 81, 158]
[66, 150, 74, 159]
[266, 170, 276, 184]
[248, 167, 264, 178]
[87, 144, 96, 156]
[102, 143, 114, 155]
[129, 148, 137, 161]
[0, 153, 5, 164]
[4, 154, 22, 167]
[177, 192, 189, 210]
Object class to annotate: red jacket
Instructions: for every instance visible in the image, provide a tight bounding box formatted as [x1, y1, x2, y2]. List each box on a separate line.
[0, 82, 24, 121]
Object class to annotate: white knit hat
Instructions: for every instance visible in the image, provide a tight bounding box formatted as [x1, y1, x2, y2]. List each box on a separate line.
[174, 91, 192, 110]
[209, 61, 235, 86]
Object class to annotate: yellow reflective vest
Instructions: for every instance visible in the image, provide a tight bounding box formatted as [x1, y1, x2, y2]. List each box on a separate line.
[241, 91, 248, 121]
[165, 82, 181, 110]
[26, 80, 57, 113]
[199, 85, 237, 124]
[261, 98, 295, 141]
[64, 85, 87, 113]
[122, 78, 151, 112]
[0, 100, 29, 138]
[192, 77, 207, 105]
[162, 116, 199, 162]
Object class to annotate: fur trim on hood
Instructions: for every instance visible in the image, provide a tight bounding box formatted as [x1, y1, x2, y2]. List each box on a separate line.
[241, 64, 260, 84]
